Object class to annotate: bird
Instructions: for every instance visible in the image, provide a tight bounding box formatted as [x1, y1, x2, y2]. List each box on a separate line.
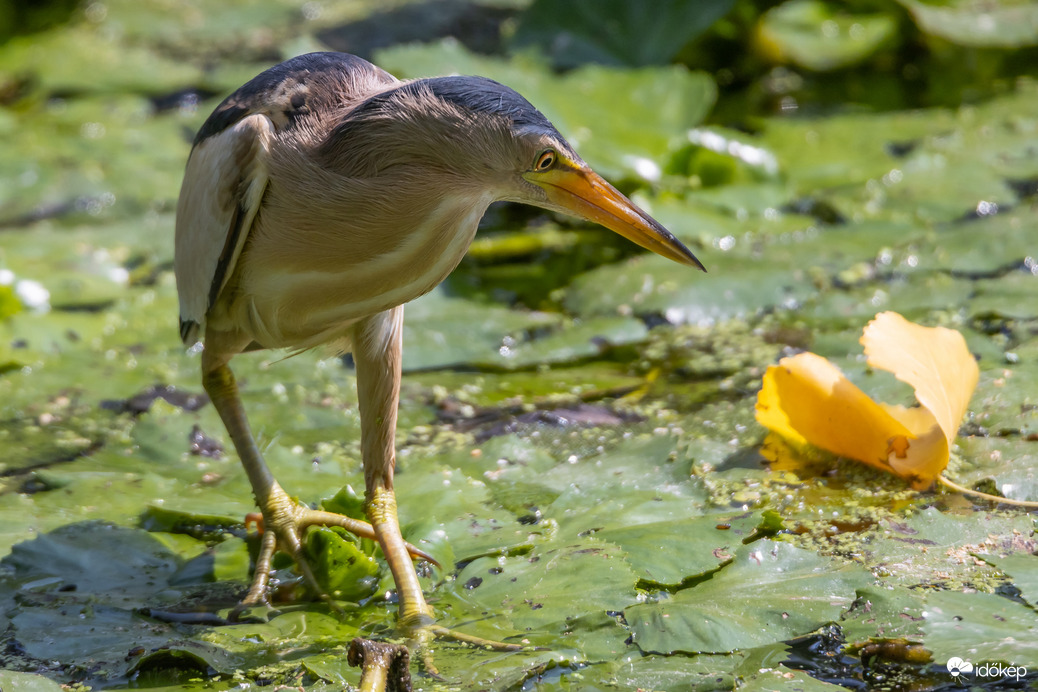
[174, 51, 704, 643]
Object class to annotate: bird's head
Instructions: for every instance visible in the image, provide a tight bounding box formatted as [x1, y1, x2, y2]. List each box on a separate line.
[508, 128, 705, 270]
[442, 76, 704, 271]
[329, 75, 705, 271]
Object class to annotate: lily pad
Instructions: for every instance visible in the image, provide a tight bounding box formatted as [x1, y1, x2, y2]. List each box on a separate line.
[564, 220, 914, 324]
[840, 585, 926, 644]
[0, 671, 66, 692]
[512, 0, 735, 68]
[627, 541, 873, 654]
[923, 589, 1038, 666]
[756, 0, 900, 72]
[402, 288, 561, 371]
[977, 553, 1038, 608]
[898, 0, 1038, 47]
[2, 521, 183, 606]
[10, 604, 180, 679]
[971, 268, 1038, 319]
[450, 540, 641, 633]
[0, 24, 200, 96]
[740, 664, 850, 691]
[595, 512, 764, 587]
[305, 526, 381, 602]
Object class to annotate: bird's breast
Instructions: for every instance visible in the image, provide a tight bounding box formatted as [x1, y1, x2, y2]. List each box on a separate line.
[224, 190, 493, 350]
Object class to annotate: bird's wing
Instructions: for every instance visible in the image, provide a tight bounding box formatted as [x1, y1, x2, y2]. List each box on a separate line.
[174, 52, 399, 346]
[174, 113, 274, 345]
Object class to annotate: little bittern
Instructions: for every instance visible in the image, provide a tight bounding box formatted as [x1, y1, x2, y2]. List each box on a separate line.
[175, 52, 703, 641]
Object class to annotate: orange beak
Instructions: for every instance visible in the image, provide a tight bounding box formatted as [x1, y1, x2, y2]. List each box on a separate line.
[526, 164, 705, 271]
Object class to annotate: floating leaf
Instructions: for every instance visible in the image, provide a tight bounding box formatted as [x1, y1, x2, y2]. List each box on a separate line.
[305, 526, 381, 602]
[627, 541, 872, 654]
[596, 512, 763, 587]
[756, 0, 899, 72]
[512, 0, 735, 68]
[923, 590, 1038, 667]
[897, 0, 1038, 48]
[0, 671, 65, 692]
[976, 553, 1038, 609]
[756, 312, 978, 489]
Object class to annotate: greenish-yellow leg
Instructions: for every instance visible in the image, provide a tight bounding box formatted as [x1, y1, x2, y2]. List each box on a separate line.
[201, 361, 434, 613]
[353, 308, 522, 671]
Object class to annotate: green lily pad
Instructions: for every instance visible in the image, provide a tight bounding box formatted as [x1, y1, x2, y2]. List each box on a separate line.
[800, 272, 976, 328]
[596, 512, 764, 587]
[305, 526, 381, 602]
[898, 0, 1038, 47]
[1, 521, 182, 606]
[10, 604, 179, 679]
[405, 362, 645, 409]
[740, 664, 850, 691]
[627, 541, 873, 654]
[197, 609, 363, 673]
[840, 585, 926, 644]
[589, 653, 740, 691]
[402, 288, 562, 371]
[954, 437, 1038, 504]
[512, 0, 735, 68]
[923, 589, 1038, 667]
[855, 508, 1037, 585]
[450, 540, 641, 633]
[977, 553, 1038, 608]
[0, 95, 191, 222]
[757, 0, 900, 72]
[0, 671, 66, 692]
[971, 269, 1038, 319]
[528, 434, 709, 537]
[391, 460, 534, 564]
[0, 24, 200, 96]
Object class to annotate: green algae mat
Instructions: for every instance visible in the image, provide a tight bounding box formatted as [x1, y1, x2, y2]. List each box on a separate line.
[1, 1, 1037, 690]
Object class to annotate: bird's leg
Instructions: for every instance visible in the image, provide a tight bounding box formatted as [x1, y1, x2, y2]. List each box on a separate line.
[352, 310, 523, 663]
[353, 308, 436, 630]
[201, 353, 325, 606]
[200, 345, 432, 615]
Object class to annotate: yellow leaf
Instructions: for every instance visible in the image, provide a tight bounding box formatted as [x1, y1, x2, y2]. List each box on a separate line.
[755, 312, 978, 489]
[862, 311, 979, 447]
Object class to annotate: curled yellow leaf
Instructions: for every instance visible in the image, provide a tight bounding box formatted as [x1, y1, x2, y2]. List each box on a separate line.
[755, 312, 978, 489]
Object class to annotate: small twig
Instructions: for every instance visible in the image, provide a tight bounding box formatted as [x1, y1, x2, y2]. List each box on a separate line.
[938, 475, 1038, 509]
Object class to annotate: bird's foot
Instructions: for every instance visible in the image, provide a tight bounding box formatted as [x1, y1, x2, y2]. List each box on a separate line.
[398, 622, 525, 680]
[229, 483, 435, 621]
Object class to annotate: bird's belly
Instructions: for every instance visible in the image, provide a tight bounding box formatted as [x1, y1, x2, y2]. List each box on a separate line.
[228, 194, 489, 350]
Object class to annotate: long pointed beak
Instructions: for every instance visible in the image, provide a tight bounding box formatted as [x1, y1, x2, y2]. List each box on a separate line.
[527, 166, 706, 271]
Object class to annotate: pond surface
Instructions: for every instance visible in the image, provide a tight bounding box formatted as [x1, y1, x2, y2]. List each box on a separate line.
[1, 1, 1037, 690]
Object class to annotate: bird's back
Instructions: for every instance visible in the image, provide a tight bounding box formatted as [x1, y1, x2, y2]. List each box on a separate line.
[193, 52, 398, 147]
[176, 53, 400, 346]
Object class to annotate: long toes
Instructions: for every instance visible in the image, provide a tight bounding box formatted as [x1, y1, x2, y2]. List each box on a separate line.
[426, 624, 524, 651]
[403, 542, 439, 567]
[297, 509, 440, 567]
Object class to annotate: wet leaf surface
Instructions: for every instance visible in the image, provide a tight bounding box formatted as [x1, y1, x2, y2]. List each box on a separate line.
[2, 1, 1038, 690]
[627, 541, 873, 654]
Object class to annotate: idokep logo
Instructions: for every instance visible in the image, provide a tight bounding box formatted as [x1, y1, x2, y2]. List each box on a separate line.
[947, 657, 973, 678]
[946, 656, 1028, 683]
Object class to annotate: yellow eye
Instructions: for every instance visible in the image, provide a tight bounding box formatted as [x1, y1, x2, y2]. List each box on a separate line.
[535, 149, 556, 171]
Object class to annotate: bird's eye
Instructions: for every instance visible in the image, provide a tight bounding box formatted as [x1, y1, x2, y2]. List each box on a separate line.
[534, 150, 556, 171]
